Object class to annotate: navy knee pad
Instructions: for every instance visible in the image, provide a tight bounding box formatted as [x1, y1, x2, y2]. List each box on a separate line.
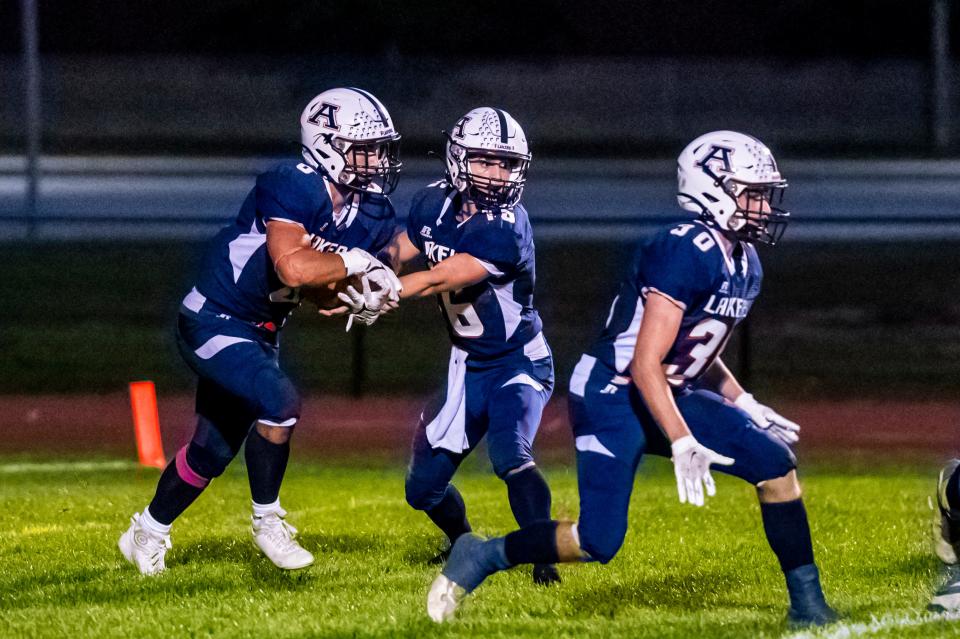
[578, 520, 627, 565]
[186, 414, 245, 478]
[253, 366, 301, 426]
[405, 473, 448, 511]
[752, 443, 798, 485]
[489, 445, 534, 480]
[185, 439, 235, 479]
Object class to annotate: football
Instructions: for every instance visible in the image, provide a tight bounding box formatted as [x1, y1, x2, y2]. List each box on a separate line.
[300, 274, 365, 311]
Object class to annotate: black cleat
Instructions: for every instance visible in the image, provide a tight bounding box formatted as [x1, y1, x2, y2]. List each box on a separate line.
[532, 563, 561, 586]
[785, 564, 840, 628]
[787, 603, 841, 628]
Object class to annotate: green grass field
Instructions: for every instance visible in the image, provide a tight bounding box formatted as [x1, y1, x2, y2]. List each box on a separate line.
[2, 455, 957, 638]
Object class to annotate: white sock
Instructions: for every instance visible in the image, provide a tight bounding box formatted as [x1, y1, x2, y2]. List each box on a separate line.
[140, 507, 172, 536]
[252, 499, 282, 518]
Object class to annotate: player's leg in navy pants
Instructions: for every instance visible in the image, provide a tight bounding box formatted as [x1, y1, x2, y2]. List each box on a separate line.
[146, 316, 301, 527]
[405, 411, 472, 547]
[569, 391, 648, 564]
[437, 390, 643, 593]
[486, 374, 558, 583]
[487, 379, 552, 530]
[147, 378, 253, 525]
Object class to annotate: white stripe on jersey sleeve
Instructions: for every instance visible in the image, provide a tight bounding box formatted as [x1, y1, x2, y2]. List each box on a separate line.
[641, 286, 688, 311]
[264, 217, 305, 227]
[475, 258, 505, 277]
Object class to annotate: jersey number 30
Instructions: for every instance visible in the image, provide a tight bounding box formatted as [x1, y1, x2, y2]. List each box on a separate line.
[664, 318, 729, 381]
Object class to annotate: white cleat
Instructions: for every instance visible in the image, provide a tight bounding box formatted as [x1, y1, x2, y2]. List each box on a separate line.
[118, 512, 172, 575]
[251, 507, 314, 570]
[427, 574, 467, 623]
[929, 573, 960, 613]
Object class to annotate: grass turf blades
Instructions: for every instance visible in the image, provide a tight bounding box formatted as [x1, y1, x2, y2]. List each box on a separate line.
[0, 456, 951, 638]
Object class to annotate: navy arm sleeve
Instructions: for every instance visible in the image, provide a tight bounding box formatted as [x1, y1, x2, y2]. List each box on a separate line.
[255, 164, 328, 228]
[637, 226, 715, 310]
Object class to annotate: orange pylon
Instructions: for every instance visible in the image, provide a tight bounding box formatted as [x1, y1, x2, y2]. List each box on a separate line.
[129, 381, 166, 469]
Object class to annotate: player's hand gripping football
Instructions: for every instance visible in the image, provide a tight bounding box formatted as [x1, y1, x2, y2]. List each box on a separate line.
[338, 247, 403, 303]
[336, 275, 389, 331]
[734, 393, 800, 445]
[670, 435, 735, 507]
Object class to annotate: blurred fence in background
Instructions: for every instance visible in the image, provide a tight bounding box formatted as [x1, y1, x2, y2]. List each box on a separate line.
[1, 156, 960, 241]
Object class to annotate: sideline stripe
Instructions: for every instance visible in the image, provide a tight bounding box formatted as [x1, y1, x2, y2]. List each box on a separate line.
[783, 611, 960, 639]
[0, 460, 141, 474]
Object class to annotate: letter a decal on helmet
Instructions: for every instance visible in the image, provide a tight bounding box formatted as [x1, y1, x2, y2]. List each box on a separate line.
[307, 103, 341, 131]
[695, 145, 735, 178]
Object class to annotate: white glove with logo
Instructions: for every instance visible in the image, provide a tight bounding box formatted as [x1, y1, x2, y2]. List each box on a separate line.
[339, 247, 402, 303]
[337, 275, 387, 331]
[734, 393, 800, 445]
[670, 435, 735, 507]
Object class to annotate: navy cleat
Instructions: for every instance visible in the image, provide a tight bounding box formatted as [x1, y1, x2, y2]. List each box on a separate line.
[934, 459, 960, 564]
[427, 533, 510, 622]
[428, 546, 452, 566]
[532, 563, 561, 586]
[785, 564, 840, 628]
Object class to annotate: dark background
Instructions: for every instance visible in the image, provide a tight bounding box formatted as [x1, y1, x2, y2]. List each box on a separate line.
[1, 1, 958, 155]
[0, 1, 953, 58]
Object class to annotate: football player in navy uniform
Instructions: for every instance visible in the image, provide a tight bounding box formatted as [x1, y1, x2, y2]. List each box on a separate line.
[382, 108, 559, 585]
[930, 459, 960, 611]
[118, 88, 402, 575]
[428, 131, 839, 627]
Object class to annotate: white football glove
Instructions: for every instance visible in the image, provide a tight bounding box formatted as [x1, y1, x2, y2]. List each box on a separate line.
[338, 248, 402, 302]
[670, 435, 735, 507]
[337, 275, 389, 332]
[734, 393, 800, 445]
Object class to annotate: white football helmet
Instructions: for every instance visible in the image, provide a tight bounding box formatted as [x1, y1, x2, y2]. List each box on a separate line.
[445, 107, 531, 210]
[677, 130, 789, 245]
[300, 87, 402, 194]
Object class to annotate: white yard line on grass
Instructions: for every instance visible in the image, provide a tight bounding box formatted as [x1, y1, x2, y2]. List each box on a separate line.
[0, 460, 140, 474]
[784, 611, 960, 639]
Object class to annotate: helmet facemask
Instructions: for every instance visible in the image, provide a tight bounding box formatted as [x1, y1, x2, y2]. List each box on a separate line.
[332, 135, 402, 195]
[448, 141, 529, 211]
[722, 180, 789, 246]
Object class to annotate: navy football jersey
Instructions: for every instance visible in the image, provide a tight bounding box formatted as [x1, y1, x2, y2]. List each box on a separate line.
[185, 160, 396, 326]
[406, 183, 544, 360]
[588, 220, 762, 388]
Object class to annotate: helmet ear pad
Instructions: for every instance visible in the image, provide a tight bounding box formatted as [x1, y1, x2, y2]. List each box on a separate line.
[445, 140, 469, 193]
